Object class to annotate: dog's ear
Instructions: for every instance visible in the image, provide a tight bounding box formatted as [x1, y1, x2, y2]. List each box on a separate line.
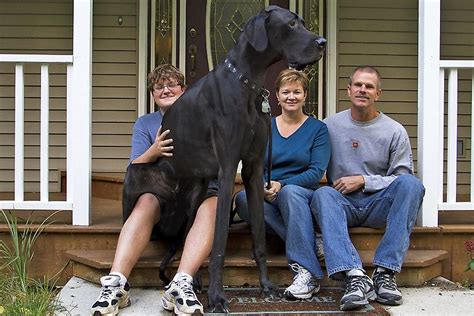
[244, 9, 270, 52]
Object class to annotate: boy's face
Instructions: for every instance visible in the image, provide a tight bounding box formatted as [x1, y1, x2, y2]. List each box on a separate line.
[152, 78, 185, 112]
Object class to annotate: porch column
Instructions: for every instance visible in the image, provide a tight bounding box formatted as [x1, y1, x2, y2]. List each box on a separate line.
[417, 0, 441, 227]
[70, 0, 93, 225]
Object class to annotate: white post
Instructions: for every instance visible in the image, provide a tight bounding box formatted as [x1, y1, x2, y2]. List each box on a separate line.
[326, 0, 337, 117]
[417, 0, 441, 227]
[14, 64, 24, 201]
[40, 64, 49, 201]
[137, 0, 148, 117]
[71, 0, 93, 225]
[471, 71, 474, 201]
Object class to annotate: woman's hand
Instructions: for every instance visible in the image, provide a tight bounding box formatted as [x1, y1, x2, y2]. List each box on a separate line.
[264, 180, 282, 202]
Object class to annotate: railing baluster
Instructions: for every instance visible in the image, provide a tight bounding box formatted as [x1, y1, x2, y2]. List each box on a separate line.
[446, 68, 458, 203]
[67, 64, 73, 203]
[14, 64, 24, 202]
[40, 64, 49, 202]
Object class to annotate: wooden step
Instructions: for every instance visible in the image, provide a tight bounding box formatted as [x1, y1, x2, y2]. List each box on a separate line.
[67, 249, 448, 287]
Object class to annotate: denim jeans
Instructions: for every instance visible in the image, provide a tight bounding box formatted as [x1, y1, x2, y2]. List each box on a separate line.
[311, 174, 425, 279]
[235, 184, 323, 279]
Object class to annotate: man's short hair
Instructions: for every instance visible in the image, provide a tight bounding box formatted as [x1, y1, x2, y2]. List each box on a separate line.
[349, 66, 382, 89]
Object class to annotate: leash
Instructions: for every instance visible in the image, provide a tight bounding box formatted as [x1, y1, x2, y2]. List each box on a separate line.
[223, 58, 273, 189]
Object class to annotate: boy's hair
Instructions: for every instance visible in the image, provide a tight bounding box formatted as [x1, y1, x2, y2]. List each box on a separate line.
[147, 64, 185, 92]
[275, 68, 309, 93]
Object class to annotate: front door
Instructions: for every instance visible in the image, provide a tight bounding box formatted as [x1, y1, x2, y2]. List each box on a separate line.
[151, 0, 323, 117]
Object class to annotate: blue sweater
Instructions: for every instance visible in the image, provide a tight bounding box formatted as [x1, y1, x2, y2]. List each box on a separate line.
[265, 116, 330, 190]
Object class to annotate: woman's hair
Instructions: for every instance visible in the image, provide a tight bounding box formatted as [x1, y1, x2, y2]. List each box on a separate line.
[147, 64, 185, 92]
[275, 68, 309, 93]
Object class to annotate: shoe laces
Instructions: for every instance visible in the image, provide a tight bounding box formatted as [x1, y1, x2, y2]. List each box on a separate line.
[289, 263, 313, 287]
[374, 271, 397, 291]
[176, 278, 197, 299]
[98, 285, 117, 301]
[344, 275, 367, 295]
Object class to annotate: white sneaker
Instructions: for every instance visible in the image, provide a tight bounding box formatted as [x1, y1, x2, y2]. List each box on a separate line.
[91, 273, 130, 315]
[284, 263, 320, 299]
[161, 272, 203, 315]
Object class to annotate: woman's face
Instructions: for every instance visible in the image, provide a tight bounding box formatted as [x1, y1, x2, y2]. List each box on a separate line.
[276, 81, 307, 114]
[151, 78, 185, 112]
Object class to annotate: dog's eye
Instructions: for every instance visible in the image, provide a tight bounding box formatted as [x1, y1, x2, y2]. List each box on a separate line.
[289, 20, 297, 27]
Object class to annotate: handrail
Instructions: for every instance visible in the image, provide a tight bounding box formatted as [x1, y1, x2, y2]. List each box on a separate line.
[0, 54, 73, 63]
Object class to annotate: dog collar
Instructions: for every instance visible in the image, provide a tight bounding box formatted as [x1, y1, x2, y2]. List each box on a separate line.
[224, 58, 270, 113]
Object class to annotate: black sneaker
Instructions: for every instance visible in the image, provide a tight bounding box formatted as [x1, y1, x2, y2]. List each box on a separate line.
[372, 268, 403, 305]
[340, 274, 376, 311]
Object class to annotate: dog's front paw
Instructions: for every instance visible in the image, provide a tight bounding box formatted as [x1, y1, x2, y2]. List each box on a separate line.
[261, 280, 282, 298]
[208, 291, 230, 313]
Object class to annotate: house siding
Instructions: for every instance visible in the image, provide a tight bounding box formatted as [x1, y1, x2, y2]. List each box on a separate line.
[0, 0, 137, 192]
[337, 0, 473, 195]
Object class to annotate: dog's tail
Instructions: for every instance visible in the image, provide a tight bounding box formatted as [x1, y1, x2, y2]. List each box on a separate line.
[159, 241, 178, 285]
[158, 219, 187, 285]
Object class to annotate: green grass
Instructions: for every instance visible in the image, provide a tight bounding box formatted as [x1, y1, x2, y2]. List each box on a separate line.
[0, 210, 62, 315]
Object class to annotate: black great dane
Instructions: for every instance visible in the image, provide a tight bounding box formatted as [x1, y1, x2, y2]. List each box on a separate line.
[123, 6, 326, 313]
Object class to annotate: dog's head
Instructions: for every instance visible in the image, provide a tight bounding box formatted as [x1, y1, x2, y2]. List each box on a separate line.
[244, 5, 326, 70]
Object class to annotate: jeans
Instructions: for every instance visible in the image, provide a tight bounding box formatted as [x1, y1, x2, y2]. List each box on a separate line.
[235, 184, 323, 279]
[311, 174, 425, 279]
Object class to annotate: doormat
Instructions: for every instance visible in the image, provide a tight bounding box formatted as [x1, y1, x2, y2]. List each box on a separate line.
[196, 287, 390, 315]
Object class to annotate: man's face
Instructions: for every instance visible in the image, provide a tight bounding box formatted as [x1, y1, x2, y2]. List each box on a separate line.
[347, 70, 381, 111]
[152, 78, 184, 112]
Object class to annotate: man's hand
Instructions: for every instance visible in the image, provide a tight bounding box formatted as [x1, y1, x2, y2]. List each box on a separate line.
[332, 175, 364, 194]
[153, 126, 173, 157]
[264, 180, 282, 202]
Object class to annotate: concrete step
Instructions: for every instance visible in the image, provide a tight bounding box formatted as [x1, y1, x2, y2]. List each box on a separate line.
[67, 248, 448, 287]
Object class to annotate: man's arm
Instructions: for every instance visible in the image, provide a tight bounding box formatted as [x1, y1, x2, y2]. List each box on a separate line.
[362, 132, 413, 193]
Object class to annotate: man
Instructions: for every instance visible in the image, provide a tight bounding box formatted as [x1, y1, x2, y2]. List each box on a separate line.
[311, 66, 425, 311]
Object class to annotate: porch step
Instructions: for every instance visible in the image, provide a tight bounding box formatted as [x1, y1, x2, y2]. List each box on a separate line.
[67, 249, 448, 287]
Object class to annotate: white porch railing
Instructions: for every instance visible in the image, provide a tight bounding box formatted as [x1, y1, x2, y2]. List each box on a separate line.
[439, 60, 474, 211]
[0, 0, 92, 226]
[0, 54, 91, 225]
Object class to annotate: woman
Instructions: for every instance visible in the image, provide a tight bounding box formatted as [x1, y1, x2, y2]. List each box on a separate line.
[235, 69, 330, 299]
[91, 64, 216, 315]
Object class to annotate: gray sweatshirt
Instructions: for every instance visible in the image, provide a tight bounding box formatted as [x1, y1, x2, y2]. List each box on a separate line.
[324, 109, 413, 193]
